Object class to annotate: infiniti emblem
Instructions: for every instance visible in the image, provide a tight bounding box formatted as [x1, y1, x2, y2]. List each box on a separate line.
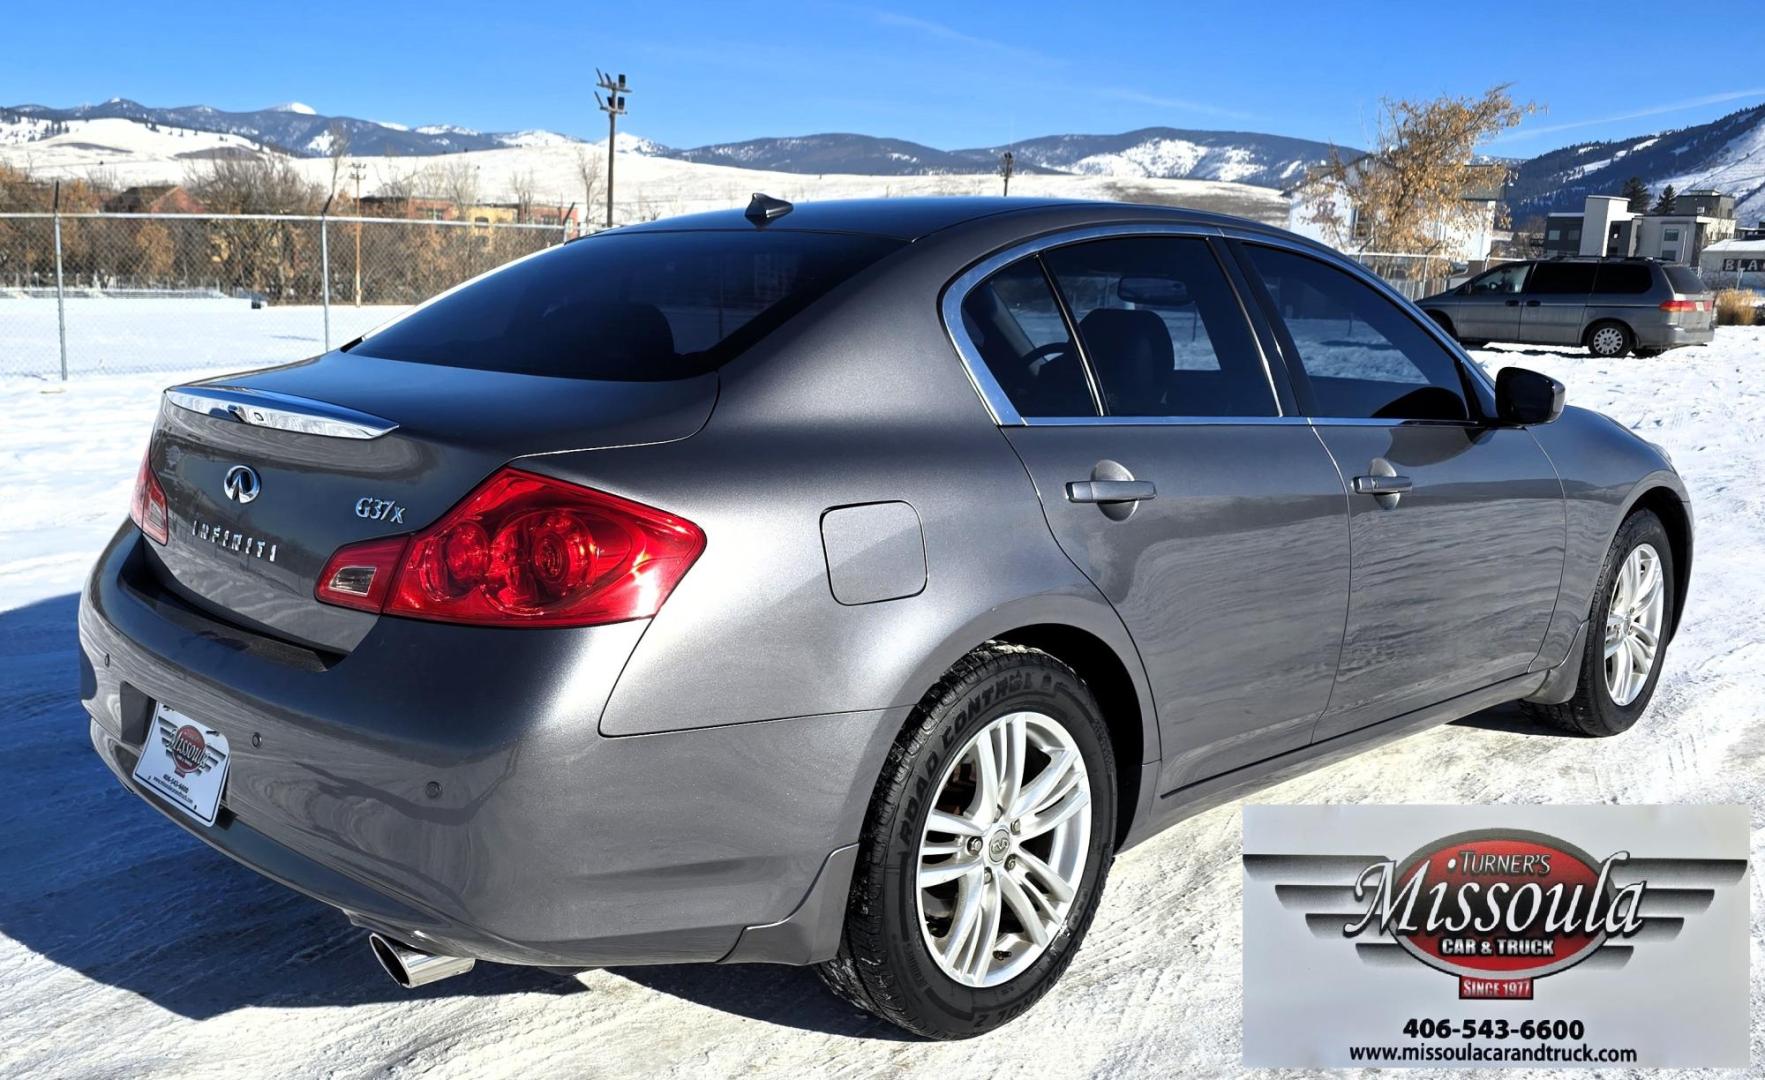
[223, 465, 261, 505]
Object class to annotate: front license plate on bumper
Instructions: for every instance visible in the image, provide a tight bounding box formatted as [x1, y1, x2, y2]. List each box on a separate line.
[132, 704, 231, 827]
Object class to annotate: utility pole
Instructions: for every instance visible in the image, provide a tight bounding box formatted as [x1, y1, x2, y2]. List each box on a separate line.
[348, 162, 366, 306]
[595, 70, 630, 229]
[999, 151, 1015, 197]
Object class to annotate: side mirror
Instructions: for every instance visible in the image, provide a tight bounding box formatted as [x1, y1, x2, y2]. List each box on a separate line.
[1495, 366, 1564, 426]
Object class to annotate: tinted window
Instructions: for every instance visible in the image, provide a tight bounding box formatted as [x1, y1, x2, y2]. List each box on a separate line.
[1246, 244, 1469, 422]
[960, 259, 1097, 417]
[1527, 262, 1598, 295]
[1042, 237, 1275, 418]
[1464, 263, 1531, 294]
[350, 230, 903, 380]
[1664, 265, 1708, 294]
[1593, 262, 1651, 295]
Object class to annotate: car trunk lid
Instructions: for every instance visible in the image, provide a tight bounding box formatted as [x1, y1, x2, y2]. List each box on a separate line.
[142, 351, 716, 654]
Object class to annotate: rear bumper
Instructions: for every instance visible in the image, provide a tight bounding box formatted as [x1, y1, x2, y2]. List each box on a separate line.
[1633, 322, 1715, 349]
[79, 524, 893, 967]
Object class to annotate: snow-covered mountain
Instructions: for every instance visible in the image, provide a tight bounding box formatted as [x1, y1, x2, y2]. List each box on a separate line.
[668, 133, 1062, 175]
[665, 128, 1345, 184]
[1506, 103, 1765, 226]
[954, 128, 1349, 187]
[0, 99, 603, 158]
[0, 101, 1345, 187]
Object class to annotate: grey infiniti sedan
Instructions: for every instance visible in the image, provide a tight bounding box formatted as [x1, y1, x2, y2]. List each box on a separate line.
[80, 196, 1690, 1039]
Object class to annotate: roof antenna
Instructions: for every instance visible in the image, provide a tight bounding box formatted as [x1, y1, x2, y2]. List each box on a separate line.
[746, 192, 793, 224]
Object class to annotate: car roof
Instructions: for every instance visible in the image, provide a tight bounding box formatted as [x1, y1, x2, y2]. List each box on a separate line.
[607, 196, 1269, 242]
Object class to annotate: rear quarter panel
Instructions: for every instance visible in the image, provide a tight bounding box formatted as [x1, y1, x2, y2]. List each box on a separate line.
[529, 214, 1159, 763]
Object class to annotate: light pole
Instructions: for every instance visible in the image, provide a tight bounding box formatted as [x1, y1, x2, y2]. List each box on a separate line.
[348, 162, 366, 306]
[595, 70, 630, 229]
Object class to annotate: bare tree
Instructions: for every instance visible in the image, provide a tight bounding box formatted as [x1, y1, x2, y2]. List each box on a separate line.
[325, 121, 352, 198]
[574, 145, 603, 228]
[373, 160, 420, 201]
[184, 156, 324, 214]
[1298, 84, 1536, 256]
[510, 169, 537, 223]
[431, 159, 480, 218]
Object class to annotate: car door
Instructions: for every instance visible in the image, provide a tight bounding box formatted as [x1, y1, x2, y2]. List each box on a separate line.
[1519, 260, 1597, 344]
[1235, 240, 1565, 740]
[1452, 262, 1531, 342]
[952, 231, 1350, 794]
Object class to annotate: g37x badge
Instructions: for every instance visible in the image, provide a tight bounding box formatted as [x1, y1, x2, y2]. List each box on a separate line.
[355, 496, 406, 524]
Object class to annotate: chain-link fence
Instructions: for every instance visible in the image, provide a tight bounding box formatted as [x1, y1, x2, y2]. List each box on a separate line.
[0, 212, 569, 377]
[1347, 252, 1461, 301]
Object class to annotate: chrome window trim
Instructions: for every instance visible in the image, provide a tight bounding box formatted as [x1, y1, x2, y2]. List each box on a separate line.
[1220, 228, 1502, 404]
[1020, 414, 1310, 428]
[941, 222, 1297, 427]
[165, 386, 399, 440]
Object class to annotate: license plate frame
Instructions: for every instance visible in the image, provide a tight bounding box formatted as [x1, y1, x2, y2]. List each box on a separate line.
[132, 703, 231, 827]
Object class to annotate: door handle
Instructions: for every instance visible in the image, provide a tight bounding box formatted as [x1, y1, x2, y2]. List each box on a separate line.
[1525, 300, 1541, 307]
[1352, 474, 1413, 496]
[1066, 479, 1157, 504]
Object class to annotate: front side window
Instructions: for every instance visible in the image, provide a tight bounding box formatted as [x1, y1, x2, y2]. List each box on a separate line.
[351, 230, 903, 380]
[1245, 244, 1470, 423]
[959, 259, 1097, 418]
[1042, 236, 1275, 418]
[1465, 263, 1530, 294]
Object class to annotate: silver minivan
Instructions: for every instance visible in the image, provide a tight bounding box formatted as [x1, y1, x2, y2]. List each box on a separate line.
[1419, 257, 1715, 357]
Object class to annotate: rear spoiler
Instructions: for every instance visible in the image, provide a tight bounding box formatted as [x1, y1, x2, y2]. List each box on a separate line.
[165, 386, 399, 441]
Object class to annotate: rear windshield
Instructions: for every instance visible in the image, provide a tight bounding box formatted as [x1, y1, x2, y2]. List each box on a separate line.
[348, 230, 904, 380]
[1663, 265, 1709, 295]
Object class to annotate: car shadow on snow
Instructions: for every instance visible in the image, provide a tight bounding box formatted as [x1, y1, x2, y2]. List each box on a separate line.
[0, 592, 907, 1036]
[1450, 699, 1595, 738]
[607, 964, 914, 1039]
[0, 593, 581, 1021]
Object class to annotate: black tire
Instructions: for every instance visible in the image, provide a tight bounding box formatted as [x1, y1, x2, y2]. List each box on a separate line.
[1585, 320, 1633, 358]
[816, 642, 1117, 1039]
[1522, 510, 1674, 736]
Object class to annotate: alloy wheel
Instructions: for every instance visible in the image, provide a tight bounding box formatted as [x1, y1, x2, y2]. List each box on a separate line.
[1604, 543, 1665, 707]
[916, 711, 1092, 988]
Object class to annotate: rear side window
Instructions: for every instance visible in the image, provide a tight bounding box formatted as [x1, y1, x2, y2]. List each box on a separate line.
[1593, 263, 1651, 294]
[1042, 236, 1275, 418]
[1527, 262, 1598, 295]
[1245, 244, 1469, 423]
[960, 259, 1098, 417]
[1663, 265, 1709, 294]
[350, 230, 903, 380]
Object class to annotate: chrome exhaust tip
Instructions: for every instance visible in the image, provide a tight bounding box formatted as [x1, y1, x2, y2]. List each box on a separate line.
[368, 932, 475, 988]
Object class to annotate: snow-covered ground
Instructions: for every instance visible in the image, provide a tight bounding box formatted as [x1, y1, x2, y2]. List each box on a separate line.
[0, 298, 403, 378]
[1, 329, 1761, 1078]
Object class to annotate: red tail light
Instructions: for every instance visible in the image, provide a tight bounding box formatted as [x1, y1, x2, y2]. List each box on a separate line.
[129, 447, 170, 544]
[316, 468, 706, 628]
[1659, 299, 1704, 312]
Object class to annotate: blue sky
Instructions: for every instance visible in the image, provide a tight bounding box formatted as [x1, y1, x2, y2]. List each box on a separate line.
[5, 1, 1761, 154]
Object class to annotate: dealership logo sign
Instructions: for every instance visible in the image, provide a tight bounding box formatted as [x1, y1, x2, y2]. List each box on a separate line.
[1339, 830, 1645, 998]
[169, 724, 209, 776]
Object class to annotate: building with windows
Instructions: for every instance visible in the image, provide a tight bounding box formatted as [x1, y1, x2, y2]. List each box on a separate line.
[1541, 190, 1736, 265]
[1282, 162, 1507, 264]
